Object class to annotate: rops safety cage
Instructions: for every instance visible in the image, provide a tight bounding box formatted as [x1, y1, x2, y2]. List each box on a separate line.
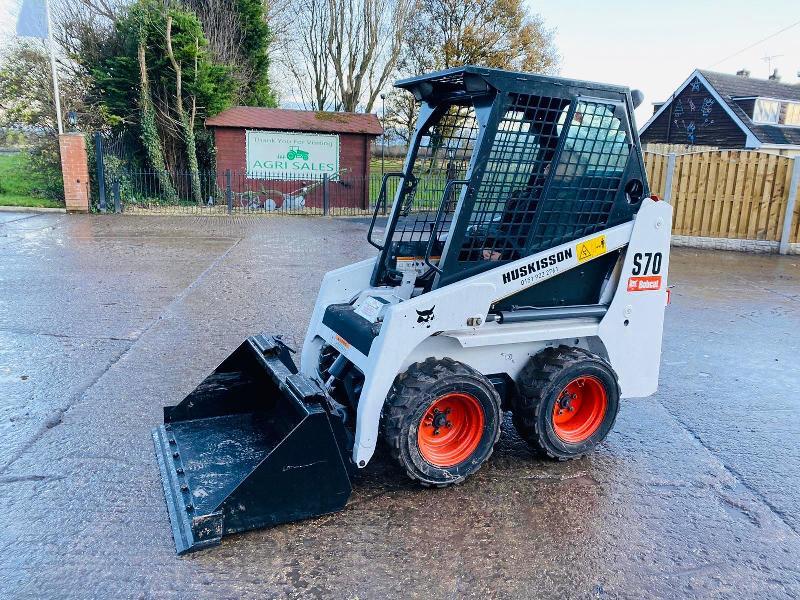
[368, 66, 649, 309]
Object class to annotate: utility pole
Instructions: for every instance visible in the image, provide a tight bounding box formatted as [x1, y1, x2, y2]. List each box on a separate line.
[380, 93, 386, 178]
[16, 0, 63, 134]
[44, 0, 63, 134]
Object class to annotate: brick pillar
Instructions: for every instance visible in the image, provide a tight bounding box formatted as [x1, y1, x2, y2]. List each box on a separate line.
[58, 133, 90, 213]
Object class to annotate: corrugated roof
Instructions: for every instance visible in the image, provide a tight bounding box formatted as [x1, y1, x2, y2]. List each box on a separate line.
[698, 70, 800, 146]
[205, 107, 383, 135]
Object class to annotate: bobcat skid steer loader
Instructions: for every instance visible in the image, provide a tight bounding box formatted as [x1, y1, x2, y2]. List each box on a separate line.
[153, 66, 671, 554]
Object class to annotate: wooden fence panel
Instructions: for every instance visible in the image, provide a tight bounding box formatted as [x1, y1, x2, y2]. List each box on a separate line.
[792, 181, 800, 243]
[768, 158, 790, 240]
[729, 152, 748, 237]
[673, 154, 694, 235]
[643, 150, 795, 242]
[793, 185, 800, 243]
[719, 152, 738, 238]
[643, 152, 667, 198]
[753, 154, 767, 237]
[692, 152, 711, 236]
[789, 160, 800, 244]
[707, 151, 726, 236]
[757, 153, 777, 240]
[736, 151, 755, 238]
[670, 155, 684, 232]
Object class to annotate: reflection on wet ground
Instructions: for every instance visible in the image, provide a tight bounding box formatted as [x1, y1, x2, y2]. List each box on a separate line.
[1, 212, 799, 599]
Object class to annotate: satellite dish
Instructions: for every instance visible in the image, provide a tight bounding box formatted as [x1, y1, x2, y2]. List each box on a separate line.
[631, 89, 645, 109]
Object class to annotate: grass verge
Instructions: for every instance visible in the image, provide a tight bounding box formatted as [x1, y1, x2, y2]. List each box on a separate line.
[0, 151, 64, 208]
[0, 195, 64, 208]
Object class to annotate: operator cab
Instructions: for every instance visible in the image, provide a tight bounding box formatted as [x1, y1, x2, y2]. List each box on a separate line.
[367, 66, 648, 309]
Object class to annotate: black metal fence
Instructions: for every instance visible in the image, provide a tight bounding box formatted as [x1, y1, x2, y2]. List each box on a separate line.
[95, 167, 438, 216]
[90, 131, 442, 217]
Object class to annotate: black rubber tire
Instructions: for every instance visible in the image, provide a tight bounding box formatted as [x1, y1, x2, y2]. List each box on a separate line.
[382, 357, 502, 487]
[512, 345, 620, 460]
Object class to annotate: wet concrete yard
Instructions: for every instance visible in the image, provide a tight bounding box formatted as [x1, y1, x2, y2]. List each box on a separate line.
[1, 211, 799, 599]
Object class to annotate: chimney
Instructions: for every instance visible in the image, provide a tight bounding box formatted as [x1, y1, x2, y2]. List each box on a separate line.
[769, 69, 781, 82]
[736, 69, 750, 78]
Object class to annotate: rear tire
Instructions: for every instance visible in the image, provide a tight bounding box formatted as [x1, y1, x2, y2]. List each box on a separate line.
[382, 358, 501, 487]
[512, 346, 619, 460]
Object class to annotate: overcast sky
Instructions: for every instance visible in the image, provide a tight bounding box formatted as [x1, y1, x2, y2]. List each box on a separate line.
[0, 0, 23, 39]
[533, 0, 800, 125]
[1, 0, 798, 126]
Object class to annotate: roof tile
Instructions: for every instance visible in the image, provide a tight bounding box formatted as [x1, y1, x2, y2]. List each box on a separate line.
[205, 107, 383, 135]
[698, 70, 800, 146]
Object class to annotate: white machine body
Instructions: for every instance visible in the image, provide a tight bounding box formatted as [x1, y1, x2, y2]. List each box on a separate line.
[300, 197, 672, 467]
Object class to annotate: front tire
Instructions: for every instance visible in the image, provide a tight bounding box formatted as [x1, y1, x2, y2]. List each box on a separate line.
[382, 358, 501, 487]
[512, 346, 620, 460]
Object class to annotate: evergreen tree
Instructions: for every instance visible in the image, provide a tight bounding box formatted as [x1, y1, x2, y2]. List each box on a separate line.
[236, 0, 277, 107]
[91, 0, 235, 188]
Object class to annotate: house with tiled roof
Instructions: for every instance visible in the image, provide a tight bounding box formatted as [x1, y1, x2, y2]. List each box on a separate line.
[640, 69, 800, 156]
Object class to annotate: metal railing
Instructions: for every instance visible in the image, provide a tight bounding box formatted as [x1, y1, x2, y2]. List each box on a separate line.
[97, 168, 449, 216]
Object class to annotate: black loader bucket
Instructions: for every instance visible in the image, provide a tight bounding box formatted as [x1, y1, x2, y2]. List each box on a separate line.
[152, 335, 353, 554]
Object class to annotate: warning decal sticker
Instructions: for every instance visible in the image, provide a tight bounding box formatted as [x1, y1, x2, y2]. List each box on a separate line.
[576, 235, 607, 263]
[334, 334, 351, 350]
[627, 276, 662, 292]
[396, 256, 439, 274]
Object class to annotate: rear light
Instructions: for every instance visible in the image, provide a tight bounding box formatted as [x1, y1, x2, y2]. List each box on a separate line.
[650, 194, 660, 201]
[666, 288, 672, 305]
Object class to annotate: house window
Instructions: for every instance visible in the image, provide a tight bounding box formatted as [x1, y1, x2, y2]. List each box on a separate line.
[784, 102, 800, 127]
[753, 99, 780, 124]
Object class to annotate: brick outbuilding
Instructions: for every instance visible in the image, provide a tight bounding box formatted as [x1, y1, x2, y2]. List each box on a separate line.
[206, 107, 383, 209]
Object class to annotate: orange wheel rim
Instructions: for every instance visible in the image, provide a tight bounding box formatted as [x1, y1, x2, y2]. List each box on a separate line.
[417, 392, 484, 467]
[552, 376, 608, 443]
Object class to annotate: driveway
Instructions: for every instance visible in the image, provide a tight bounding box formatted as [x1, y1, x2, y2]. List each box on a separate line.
[1, 211, 799, 599]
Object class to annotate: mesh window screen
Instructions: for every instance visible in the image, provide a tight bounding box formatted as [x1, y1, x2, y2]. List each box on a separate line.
[392, 104, 479, 244]
[459, 94, 570, 262]
[529, 101, 631, 251]
[458, 98, 630, 262]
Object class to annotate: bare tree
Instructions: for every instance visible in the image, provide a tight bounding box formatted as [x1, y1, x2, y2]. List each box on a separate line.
[51, 0, 121, 94]
[327, 0, 411, 112]
[401, 0, 559, 75]
[165, 15, 202, 203]
[382, 88, 418, 145]
[271, 0, 410, 112]
[277, 0, 333, 110]
[182, 0, 244, 66]
[0, 40, 66, 137]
